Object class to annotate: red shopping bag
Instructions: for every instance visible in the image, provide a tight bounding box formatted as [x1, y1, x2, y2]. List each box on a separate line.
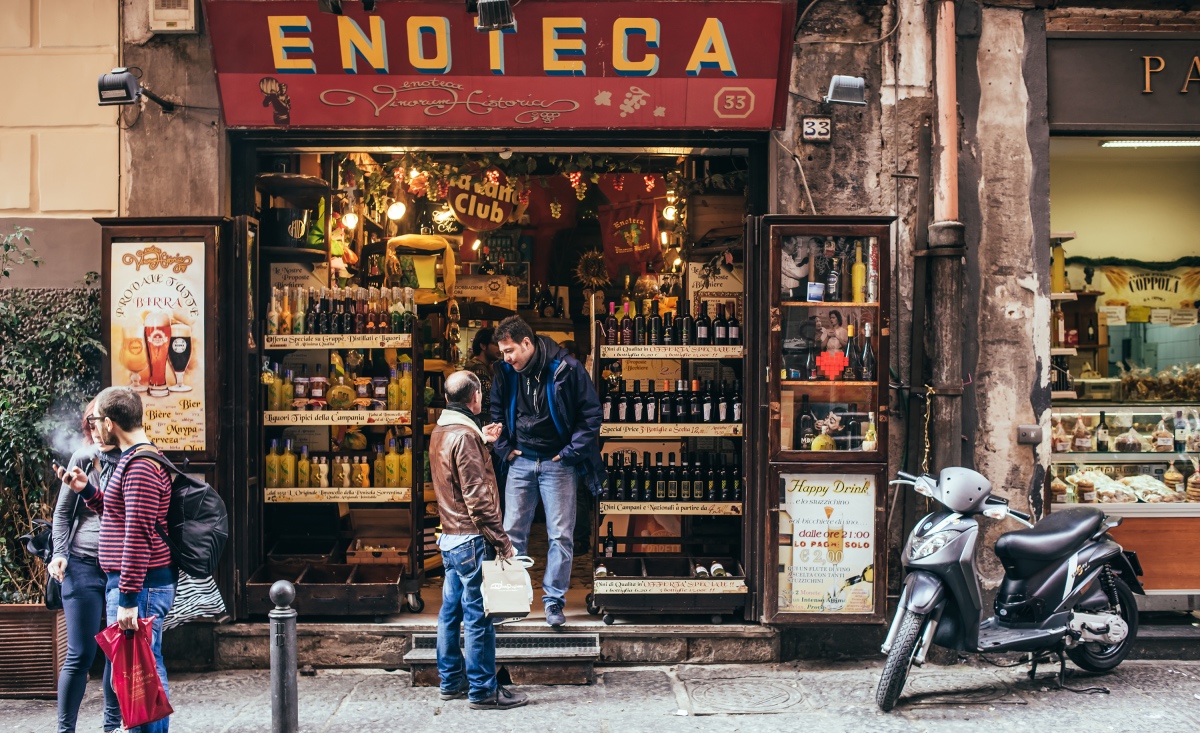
[95, 618, 174, 728]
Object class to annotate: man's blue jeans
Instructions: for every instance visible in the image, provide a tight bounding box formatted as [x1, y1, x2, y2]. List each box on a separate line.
[437, 536, 497, 702]
[503, 455, 576, 609]
[105, 579, 176, 733]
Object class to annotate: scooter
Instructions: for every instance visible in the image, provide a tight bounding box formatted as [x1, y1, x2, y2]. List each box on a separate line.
[876, 467, 1144, 711]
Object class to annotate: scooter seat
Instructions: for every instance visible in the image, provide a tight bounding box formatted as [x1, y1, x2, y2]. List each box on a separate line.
[993, 507, 1104, 579]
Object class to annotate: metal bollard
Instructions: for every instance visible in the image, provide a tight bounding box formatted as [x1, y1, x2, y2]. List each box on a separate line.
[269, 580, 298, 733]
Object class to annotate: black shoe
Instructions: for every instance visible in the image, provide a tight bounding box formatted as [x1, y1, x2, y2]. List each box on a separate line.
[468, 685, 529, 710]
[545, 603, 566, 627]
[439, 683, 468, 701]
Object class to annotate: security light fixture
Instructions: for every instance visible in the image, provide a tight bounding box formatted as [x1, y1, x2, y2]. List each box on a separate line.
[472, 0, 517, 32]
[824, 75, 867, 106]
[97, 67, 176, 112]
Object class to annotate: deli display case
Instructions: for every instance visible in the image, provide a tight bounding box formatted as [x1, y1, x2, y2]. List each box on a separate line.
[755, 215, 893, 624]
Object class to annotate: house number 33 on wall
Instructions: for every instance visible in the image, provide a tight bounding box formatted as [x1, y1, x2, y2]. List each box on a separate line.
[801, 115, 832, 143]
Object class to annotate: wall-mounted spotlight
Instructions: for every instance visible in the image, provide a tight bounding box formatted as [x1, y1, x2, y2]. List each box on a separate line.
[824, 75, 867, 106]
[471, 0, 517, 31]
[97, 68, 175, 112]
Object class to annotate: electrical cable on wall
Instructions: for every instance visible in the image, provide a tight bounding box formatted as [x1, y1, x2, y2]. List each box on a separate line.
[794, 0, 901, 46]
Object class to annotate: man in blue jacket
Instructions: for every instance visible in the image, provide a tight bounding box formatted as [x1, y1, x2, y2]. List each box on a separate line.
[489, 316, 604, 627]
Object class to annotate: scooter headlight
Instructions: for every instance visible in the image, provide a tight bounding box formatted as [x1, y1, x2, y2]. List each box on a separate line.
[910, 530, 960, 560]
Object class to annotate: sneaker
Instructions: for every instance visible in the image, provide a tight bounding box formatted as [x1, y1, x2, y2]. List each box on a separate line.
[439, 683, 468, 700]
[545, 603, 566, 627]
[469, 685, 529, 710]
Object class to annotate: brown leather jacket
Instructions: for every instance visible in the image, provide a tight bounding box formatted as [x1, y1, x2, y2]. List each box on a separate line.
[429, 422, 513, 556]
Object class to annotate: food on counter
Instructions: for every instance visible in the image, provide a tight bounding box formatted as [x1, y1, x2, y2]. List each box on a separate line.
[1152, 417, 1175, 453]
[1188, 462, 1200, 502]
[1052, 420, 1072, 453]
[1074, 478, 1096, 503]
[1164, 464, 1184, 491]
[1119, 475, 1183, 502]
[1065, 470, 1137, 503]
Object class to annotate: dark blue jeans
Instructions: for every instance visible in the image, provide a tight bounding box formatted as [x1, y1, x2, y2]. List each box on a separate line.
[105, 575, 176, 733]
[437, 536, 497, 702]
[58, 556, 121, 733]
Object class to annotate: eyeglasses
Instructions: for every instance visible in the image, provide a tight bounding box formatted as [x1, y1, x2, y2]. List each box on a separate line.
[85, 415, 105, 425]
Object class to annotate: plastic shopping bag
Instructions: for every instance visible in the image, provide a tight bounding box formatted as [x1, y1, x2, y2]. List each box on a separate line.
[95, 618, 174, 729]
[481, 555, 534, 621]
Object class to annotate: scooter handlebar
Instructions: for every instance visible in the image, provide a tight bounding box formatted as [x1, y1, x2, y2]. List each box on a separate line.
[1009, 509, 1032, 522]
[896, 471, 918, 481]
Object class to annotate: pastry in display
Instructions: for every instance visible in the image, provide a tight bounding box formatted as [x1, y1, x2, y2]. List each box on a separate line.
[1066, 470, 1137, 503]
[1188, 460, 1200, 502]
[1152, 416, 1175, 453]
[1115, 426, 1144, 453]
[1052, 420, 1072, 453]
[1163, 463, 1185, 492]
[1050, 477, 1070, 504]
[1119, 475, 1182, 502]
[1071, 416, 1093, 453]
[1073, 478, 1096, 504]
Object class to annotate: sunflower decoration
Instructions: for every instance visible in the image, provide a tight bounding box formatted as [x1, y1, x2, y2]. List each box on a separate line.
[575, 250, 610, 291]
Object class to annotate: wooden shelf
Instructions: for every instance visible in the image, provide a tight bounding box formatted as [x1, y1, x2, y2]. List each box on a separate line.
[600, 423, 743, 438]
[265, 486, 412, 503]
[599, 501, 743, 516]
[1051, 390, 1078, 400]
[1051, 452, 1179, 464]
[1051, 348, 1077, 357]
[264, 411, 412, 426]
[261, 246, 327, 261]
[1050, 292, 1078, 301]
[600, 345, 744, 359]
[781, 380, 877, 387]
[781, 301, 879, 308]
[264, 334, 412, 350]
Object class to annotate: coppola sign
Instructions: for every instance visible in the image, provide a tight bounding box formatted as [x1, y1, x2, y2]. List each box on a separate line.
[201, 0, 793, 129]
[108, 241, 208, 452]
[448, 172, 516, 230]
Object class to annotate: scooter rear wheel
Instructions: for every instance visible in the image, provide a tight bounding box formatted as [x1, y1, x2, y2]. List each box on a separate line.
[876, 609, 927, 712]
[1067, 575, 1138, 673]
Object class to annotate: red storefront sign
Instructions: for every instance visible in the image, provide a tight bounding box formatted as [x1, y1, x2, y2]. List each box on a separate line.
[201, 0, 794, 130]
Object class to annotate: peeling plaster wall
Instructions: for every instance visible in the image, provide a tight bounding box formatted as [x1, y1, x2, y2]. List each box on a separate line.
[958, 3, 1051, 586]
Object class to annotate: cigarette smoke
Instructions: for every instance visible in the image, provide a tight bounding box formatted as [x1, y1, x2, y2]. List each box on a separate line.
[37, 395, 91, 464]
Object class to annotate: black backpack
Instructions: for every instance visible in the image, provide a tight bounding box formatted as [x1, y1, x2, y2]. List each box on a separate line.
[132, 449, 229, 579]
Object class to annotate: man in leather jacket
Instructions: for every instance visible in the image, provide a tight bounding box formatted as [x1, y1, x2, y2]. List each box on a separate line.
[429, 371, 528, 710]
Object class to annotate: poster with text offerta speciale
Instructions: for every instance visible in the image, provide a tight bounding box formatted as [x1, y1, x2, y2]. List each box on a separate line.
[109, 241, 206, 452]
[778, 473, 876, 614]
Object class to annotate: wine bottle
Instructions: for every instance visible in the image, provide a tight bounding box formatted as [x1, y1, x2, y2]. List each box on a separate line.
[713, 303, 728, 345]
[1176, 410, 1189, 453]
[648, 300, 663, 345]
[631, 380, 644, 423]
[717, 381, 730, 423]
[654, 452, 666, 501]
[675, 379, 690, 424]
[641, 451, 654, 502]
[1095, 411, 1110, 452]
[726, 302, 741, 345]
[602, 383, 615, 422]
[729, 379, 742, 424]
[679, 299, 695, 346]
[663, 310, 675, 346]
[605, 302, 618, 345]
[860, 321, 877, 381]
[645, 379, 658, 424]
[600, 454, 612, 499]
[690, 379, 703, 423]
[799, 394, 816, 450]
[717, 454, 730, 501]
[633, 302, 646, 346]
[704, 455, 718, 501]
[617, 380, 630, 423]
[695, 301, 711, 346]
[702, 380, 716, 423]
[620, 302, 634, 345]
[851, 240, 867, 303]
[729, 452, 743, 501]
[841, 323, 860, 380]
[614, 452, 627, 500]
[628, 452, 641, 501]
[826, 256, 842, 302]
[680, 453, 692, 501]
[847, 403, 861, 451]
[660, 380, 674, 424]
[667, 453, 679, 500]
[604, 522, 617, 557]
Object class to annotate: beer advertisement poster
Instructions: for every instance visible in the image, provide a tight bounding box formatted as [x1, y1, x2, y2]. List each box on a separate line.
[778, 473, 875, 614]
[109, 240, 207, 452]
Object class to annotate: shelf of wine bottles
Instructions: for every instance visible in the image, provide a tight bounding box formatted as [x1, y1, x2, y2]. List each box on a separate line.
[265, 334, 413, 350]
[601, 450, 742, 502]
[600, 345, 744, 360]
[599, 501, 742, 515]
[600, 423, 742, 438]
[264, 410, 412, 426]
[265, 486, 412, 503]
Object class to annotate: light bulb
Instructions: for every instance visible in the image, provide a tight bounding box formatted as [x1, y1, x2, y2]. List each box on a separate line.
[409, 168, 420, 179]
[673, 255, 683, 267]
[472, 239, 482, 251]
[662, 205, 677, 222]
[666, 187, 678, 204]
[342, 212, 359, 230]
[660, 231, 670, 246]
[387, 200, 407, 220]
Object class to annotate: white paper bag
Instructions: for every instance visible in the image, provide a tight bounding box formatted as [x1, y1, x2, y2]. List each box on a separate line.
[481, 555, 534, 620]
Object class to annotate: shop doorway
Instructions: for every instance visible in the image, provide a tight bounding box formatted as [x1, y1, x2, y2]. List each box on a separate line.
[1047, 136, 1200, 611]
[232, 136, 768, 626]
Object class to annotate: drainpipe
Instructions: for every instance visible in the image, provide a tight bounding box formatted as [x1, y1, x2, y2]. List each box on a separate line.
[928, 0, 966, 472]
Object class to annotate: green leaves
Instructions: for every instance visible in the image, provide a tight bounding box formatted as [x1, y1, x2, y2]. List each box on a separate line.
[0, 226, 40, 281]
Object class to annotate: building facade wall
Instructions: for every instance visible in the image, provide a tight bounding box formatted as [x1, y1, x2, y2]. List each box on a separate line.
[0, 0, 120, 288]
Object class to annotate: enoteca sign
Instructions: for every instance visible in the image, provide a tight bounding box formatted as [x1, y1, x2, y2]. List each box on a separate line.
[201, 0, 793, 129]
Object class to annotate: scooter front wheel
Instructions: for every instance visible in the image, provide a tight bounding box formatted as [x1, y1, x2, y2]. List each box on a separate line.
[876, 609, 927, 712]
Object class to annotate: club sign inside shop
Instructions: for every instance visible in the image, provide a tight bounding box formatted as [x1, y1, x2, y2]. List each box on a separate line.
[201, 0, 793, 129]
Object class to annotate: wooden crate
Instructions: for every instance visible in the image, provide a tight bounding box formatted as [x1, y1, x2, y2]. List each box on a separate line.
[0, 606, 66, 698]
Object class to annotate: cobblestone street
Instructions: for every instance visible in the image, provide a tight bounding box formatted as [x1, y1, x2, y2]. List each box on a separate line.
[5, 659, 1198, 733]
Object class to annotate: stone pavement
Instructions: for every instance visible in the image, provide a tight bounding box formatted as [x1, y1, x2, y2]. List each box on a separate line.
[4, 659, 1199, 733]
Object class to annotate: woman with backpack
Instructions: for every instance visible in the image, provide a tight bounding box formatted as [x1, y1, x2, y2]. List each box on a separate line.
[48, 397, 123, 733]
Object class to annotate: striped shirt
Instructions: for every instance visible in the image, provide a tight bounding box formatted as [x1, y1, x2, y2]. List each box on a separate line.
[81, 445, 173, 606]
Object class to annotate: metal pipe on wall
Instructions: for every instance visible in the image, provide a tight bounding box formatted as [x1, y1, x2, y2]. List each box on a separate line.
[928, 0, 966, 473]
